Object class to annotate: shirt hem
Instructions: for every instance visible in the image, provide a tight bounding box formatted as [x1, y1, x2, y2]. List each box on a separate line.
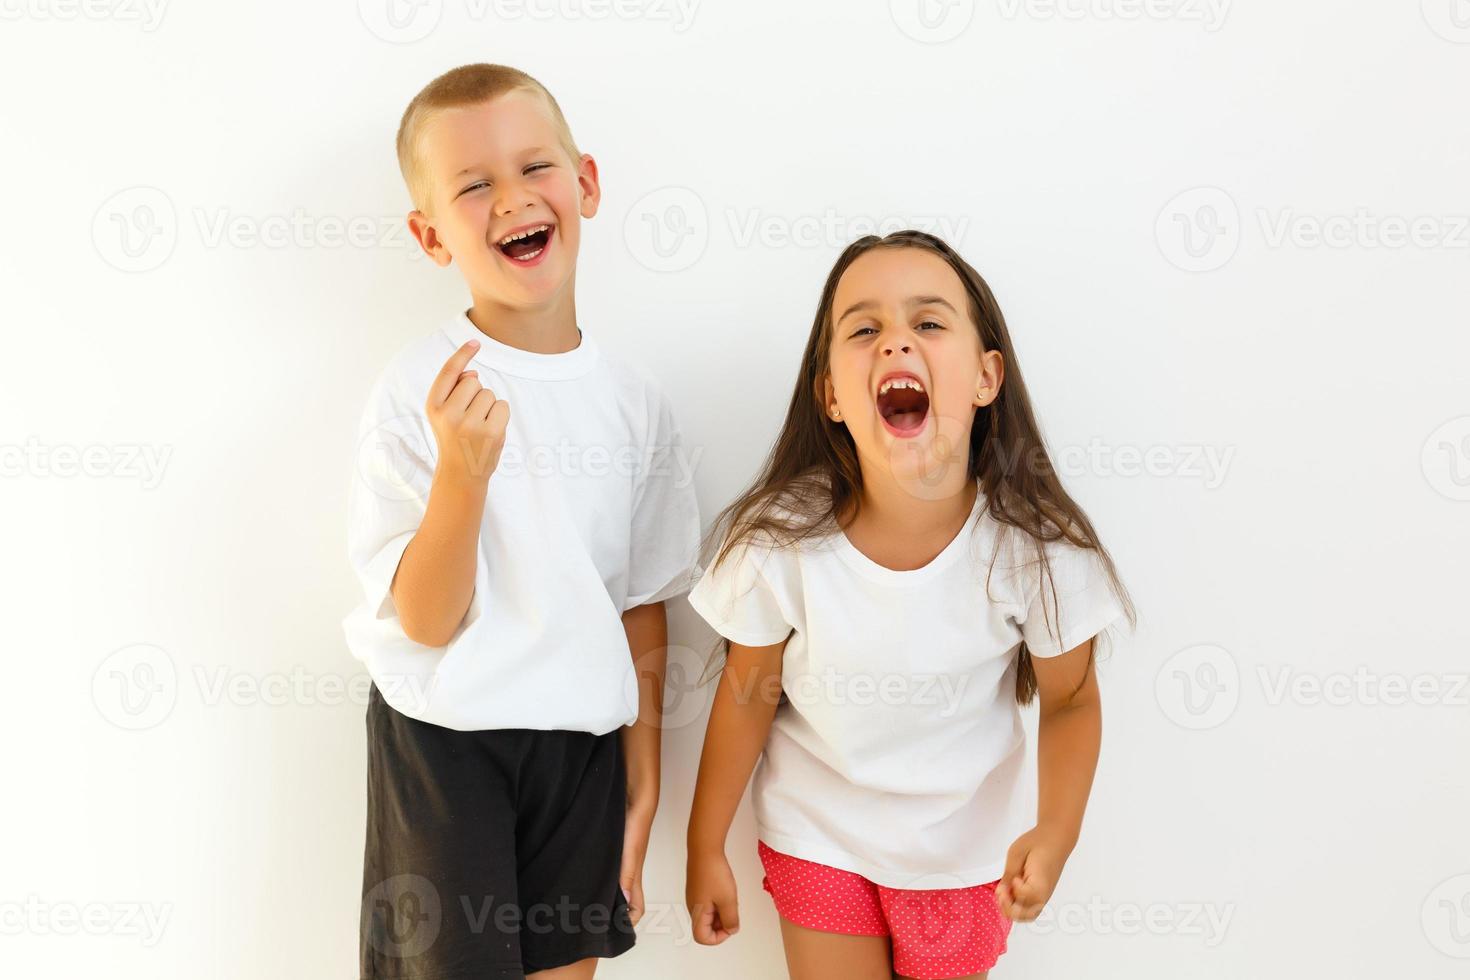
[686, 589, 793, 648]
[756, 830, 1007, 890]
[1030, 600, 1126, 658]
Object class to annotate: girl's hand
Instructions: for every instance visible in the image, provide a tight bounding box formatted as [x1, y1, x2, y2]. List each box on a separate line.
[996, 825, 1073, 922]
[620, 803, 655, 927]
[686, 847, 741, 945]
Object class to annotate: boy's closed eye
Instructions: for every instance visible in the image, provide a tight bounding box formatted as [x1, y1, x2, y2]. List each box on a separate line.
[456, 163, 555, 198]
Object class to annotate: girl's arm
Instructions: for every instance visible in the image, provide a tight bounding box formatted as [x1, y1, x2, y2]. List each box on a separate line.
[686, 635, 788, 945]
[1035, 635, 1103, 847]
[997, 635, 1103, 921]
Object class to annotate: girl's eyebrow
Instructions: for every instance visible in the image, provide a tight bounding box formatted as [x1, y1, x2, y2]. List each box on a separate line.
[837, 295, 958, 323]
[910, 295, 958, 313]
[836, 299, 878, 324]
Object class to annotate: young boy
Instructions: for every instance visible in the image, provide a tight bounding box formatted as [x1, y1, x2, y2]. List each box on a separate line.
[344, 64, 700, 980]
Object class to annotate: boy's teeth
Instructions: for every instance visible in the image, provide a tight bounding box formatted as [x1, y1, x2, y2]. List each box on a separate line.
[498, 224, 550, 246]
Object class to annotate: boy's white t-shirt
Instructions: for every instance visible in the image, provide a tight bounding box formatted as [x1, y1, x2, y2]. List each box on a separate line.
[344, 311, 701, 734]
[687, 490, 1125, 889]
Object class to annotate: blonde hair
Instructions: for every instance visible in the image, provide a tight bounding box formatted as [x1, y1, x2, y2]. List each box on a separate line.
[395, 63, 581, 212]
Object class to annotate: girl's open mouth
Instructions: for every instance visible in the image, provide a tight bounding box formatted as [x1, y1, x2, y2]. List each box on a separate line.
[876, 375, 930, 438]
[496, 224, 553, 265]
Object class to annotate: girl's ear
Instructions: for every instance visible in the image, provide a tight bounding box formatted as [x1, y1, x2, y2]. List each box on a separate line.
[820, 374, 842, 421]
[972, 349, 1005, 408]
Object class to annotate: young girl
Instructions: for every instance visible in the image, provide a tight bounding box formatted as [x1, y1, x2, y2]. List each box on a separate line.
[684, 230, 1134, 980]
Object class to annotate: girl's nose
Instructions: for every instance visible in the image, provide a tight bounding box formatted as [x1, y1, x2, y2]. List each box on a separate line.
[882, 339, 913, 356]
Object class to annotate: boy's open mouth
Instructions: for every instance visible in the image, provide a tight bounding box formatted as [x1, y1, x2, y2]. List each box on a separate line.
[496, 224, 553, 263]
[876, 374, 930, 437]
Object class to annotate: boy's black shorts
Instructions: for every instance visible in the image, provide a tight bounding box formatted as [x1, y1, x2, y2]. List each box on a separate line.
[360, 684, 636, 979]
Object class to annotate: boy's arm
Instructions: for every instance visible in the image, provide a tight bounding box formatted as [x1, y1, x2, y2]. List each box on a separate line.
[390, 474, 488, 647]
[686, 636, 787, 856]
[617, 601, 669, 925]
[390, 340, 509, 647]
[620, 601, 668, 816]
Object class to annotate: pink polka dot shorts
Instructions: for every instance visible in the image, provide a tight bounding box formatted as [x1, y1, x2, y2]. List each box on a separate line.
[758, 840, 1011, 979]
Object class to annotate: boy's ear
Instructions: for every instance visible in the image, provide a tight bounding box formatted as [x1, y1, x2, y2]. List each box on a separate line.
[407, 210, 453, 267]
[576, 153, 601, 219]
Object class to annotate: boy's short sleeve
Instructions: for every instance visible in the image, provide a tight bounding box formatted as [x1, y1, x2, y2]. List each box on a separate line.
[1015, 535, 1126, 659]
[688, 536, 794, 648]
[623, 386, 702, 610]
[347, 375, 436, 622]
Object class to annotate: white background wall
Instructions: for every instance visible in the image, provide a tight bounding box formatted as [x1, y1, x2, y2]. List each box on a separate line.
[2, 1, 1468, 977]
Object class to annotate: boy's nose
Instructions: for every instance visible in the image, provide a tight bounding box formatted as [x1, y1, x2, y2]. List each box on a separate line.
[493, 184, 534, 216]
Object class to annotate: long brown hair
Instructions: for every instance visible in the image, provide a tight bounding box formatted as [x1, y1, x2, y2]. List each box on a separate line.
[706, 230, 1135, 703]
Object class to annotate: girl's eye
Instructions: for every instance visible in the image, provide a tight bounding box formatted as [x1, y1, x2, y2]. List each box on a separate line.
[851, 326, 877, 338]
[917, 320, 944, 331]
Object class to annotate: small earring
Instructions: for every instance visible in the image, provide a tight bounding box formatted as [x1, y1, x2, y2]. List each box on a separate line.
[830, 408, 842, 420]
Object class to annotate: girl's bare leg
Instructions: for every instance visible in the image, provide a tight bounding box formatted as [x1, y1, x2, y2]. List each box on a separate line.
[779, 916, 895, 980]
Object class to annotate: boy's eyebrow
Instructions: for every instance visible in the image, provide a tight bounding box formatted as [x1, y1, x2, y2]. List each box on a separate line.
[451, 147, 555, 178]
[836, 295, 959, 323]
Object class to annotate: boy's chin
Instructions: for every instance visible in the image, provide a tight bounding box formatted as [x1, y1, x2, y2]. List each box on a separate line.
[474, 265, 569, 305]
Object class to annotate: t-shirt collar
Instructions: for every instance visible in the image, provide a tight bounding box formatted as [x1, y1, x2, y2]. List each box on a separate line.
[441, 309, 599, 381]
[831, 488, 988, 585]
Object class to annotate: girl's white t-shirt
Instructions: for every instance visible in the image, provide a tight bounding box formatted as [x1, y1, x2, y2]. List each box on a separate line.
[687, 490, 1125, 889]
[343, 311, 701, 734]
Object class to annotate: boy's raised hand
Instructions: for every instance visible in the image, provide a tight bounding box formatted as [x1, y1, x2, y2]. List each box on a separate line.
[426, 340, 510, 484]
